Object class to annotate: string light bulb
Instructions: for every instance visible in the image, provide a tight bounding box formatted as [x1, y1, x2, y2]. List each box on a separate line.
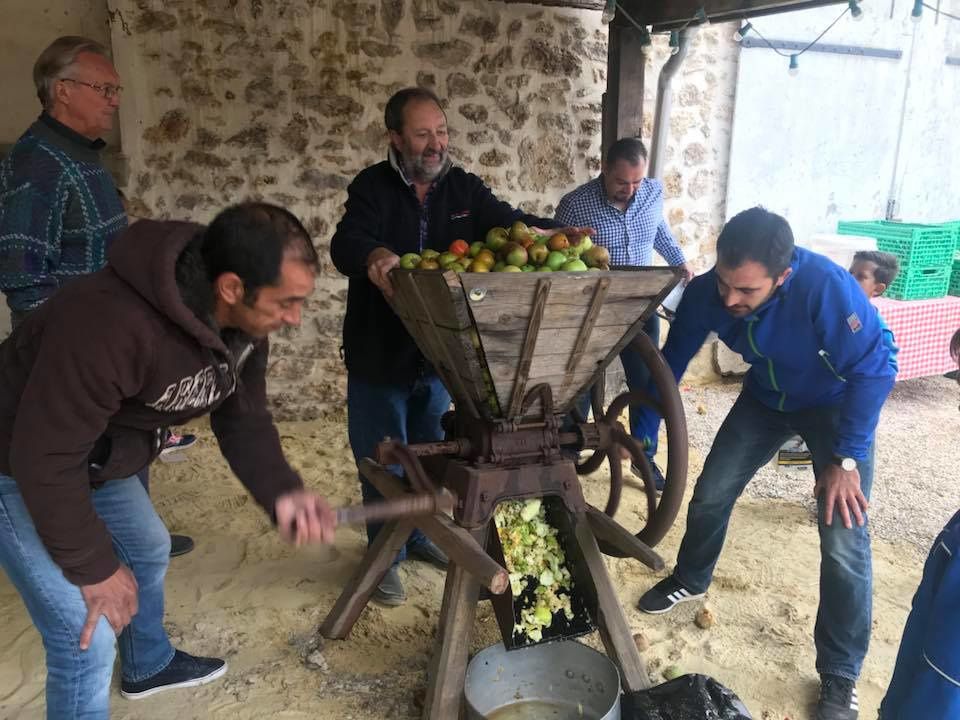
[788, 54, 800, 76]
[848, 0, 863, 20]
[602, 0, 616, 24]
[669, 31, 680, 55]
[734, 21, 753, 41]
[910, 0, 922, 21]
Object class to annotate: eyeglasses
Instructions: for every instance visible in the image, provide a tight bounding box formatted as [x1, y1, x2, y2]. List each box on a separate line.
[60, 78, 123, 100]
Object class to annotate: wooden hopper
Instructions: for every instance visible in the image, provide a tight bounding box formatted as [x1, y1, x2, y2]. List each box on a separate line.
[387, 267, 681, 420]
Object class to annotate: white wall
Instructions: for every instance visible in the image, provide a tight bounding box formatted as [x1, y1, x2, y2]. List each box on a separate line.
[726, 0, 959, 244]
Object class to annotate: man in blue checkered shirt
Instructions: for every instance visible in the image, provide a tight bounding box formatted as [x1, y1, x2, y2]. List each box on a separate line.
[556, 137, 694, 489]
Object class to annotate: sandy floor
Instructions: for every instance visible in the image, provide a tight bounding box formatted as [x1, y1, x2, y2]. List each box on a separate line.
[1, 375, 957, 719]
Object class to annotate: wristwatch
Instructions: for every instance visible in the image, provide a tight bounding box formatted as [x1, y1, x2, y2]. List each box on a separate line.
[833, 456, 857, 472]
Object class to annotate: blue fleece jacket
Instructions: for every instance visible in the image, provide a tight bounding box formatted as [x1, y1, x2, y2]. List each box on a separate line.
[645, 247, 896, 460]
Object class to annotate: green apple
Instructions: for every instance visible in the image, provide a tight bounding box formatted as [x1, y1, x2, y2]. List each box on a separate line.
[399, 252, 421, 269]
[561, 258, 588, 272]
[545, 251, 567, 271]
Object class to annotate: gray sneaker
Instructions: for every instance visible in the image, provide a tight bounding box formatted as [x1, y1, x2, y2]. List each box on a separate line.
[373, 565, 406, 606]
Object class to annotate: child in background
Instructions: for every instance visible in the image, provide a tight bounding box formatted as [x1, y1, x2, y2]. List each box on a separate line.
[849, 250, 899, 369]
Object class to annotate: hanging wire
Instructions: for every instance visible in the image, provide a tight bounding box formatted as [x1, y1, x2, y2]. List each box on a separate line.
[922, 2, 960, 20]
[747, 3, 853, 58]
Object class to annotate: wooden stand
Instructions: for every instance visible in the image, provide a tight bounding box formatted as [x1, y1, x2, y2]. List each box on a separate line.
[319, 458, 660, 719]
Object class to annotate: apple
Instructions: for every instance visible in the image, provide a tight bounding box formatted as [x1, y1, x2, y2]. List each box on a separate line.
[561, 258, 588, 272]
[420, 248, 440, 261]
[469, 241, 485, 257]
[399, 252, 421, 269]
[528, 244, 549, 266]
[545, 250, 567, 271]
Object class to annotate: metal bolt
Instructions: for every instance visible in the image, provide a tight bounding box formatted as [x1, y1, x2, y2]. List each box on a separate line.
[469, 287, 487, 302]
[480, 492, 490, 502]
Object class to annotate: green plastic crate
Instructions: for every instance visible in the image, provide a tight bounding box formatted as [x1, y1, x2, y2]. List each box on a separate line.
[837, 220, 956, 268]
[950, 259, 960, 297]
[886, 265, 950, 300]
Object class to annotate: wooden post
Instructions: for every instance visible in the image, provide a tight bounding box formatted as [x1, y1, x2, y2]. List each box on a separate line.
[602, 21, 647, 157]
[422, 526, 487, 720]
[574, 514, 651, 691]
[319, 518, 415, 639]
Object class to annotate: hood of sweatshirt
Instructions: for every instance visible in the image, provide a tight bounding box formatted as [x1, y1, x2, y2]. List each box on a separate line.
[107, 219, 229, 354]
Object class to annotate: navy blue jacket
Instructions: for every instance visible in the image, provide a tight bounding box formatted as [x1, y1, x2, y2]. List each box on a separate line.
[645, 247, 896, 460]
[330, 159, 557, 383]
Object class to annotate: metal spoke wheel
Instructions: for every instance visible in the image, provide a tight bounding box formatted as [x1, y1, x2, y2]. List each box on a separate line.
[573, 330, 688, 550]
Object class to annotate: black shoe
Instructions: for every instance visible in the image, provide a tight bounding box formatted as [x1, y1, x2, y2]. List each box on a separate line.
[637, 575, 705, 614]
[407, 538, 448, 569]
[373, 565, 406, 606]
[170, 534, 195, 557]
[120, 649, 226, 700]
[816, 674, 859, 720]
[631, 459, 666, 492]
[160, 432, 198, 456]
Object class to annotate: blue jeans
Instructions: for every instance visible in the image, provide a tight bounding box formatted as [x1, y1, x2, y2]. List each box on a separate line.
[673, 390, 874, 680]
[576, 314, 661, 456]
[0, 473, 175, 719]
[346, 374, 451, 562]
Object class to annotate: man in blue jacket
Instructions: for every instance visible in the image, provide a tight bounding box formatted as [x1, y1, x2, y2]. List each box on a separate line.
[330, 87, 572, 607]
[636, 207, 896, 720]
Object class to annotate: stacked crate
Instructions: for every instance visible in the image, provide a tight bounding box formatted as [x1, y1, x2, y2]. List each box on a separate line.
[837, 220, 956, 300]
[947, 221, 960, 297]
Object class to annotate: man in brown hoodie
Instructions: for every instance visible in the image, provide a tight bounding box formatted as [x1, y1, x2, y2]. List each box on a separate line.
[0, 202, 336, 718]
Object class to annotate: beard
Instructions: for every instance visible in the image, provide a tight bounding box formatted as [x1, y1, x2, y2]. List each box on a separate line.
[403, 147, 449, 183]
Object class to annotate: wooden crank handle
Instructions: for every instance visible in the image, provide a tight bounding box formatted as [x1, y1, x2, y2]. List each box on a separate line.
[334, 492, 455, 527]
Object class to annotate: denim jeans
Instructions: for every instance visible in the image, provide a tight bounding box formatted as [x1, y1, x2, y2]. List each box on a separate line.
[0, 473, 175, 719]
[673, 390, 874, 680]
[346, 373, 451, 563]
[576, 314, 661, 455]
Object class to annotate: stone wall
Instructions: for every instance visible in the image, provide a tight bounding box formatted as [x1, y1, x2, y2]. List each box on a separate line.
[106, 1, 739, 417]
[107, 0, 611, 419]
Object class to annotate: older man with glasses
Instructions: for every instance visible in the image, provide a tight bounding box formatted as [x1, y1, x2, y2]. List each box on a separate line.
[0, 36, 126, 329]
[0, 37, 196, 553]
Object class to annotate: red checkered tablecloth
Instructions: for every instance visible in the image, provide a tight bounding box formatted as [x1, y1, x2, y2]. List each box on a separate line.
[872, 295, 960, 381]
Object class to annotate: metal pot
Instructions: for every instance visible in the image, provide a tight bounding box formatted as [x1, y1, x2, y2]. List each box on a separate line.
[464, 641, 621, 720]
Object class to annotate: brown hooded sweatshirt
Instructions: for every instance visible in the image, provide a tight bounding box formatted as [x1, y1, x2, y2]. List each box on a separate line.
[0, 219, 303, 585]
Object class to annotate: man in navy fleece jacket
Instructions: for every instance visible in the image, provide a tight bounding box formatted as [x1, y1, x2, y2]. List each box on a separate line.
[636, 207, 896, 720]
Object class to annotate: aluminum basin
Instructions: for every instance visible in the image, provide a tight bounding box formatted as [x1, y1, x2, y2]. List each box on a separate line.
[464, 641, 621, 719]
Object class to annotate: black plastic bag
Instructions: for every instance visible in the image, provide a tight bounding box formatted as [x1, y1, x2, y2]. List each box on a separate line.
[623, 673, 753, 720]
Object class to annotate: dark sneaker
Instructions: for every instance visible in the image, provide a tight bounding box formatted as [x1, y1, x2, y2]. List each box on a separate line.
[170, 534, 195, 558]
[160, 432, 197, 457]
[120, 649, 226, 700]
[631, 459, 666, 492]
[407, 538, 448, 569]
[637, 576, 705, 614]
[816, 674, 859, 720]
[373, 565, 406, 606]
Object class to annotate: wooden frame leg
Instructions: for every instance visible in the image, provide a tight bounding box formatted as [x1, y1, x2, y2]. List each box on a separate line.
[319, 518, 414, 639]
[574, 518, 650, 691]
[422, 526, 486, 720]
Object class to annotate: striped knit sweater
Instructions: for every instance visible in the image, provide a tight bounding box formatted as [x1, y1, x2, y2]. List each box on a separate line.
[0, 114, 126, 313]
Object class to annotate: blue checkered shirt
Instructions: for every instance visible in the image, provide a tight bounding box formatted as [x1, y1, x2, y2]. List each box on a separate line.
[554, 176, 685, 267]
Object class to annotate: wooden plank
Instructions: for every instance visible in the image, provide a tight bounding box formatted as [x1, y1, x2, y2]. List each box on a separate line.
[401, 273, 481, 419]
[585, 505, 664, 571]
[573, 514, 650, 691]
[319, 518, 415, 639]
[562, 276, 610, 394]
[422, 526, 486, 720]
[506, 278, 551, 418]
[362, 460, 510, 595]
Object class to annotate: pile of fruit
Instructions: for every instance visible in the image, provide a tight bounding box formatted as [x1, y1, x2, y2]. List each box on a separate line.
[494, 498, 576, 643]
[398, 221, 611, 273]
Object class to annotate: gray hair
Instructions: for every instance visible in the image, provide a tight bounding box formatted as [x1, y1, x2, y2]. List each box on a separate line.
[33, 36, 111, 109]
